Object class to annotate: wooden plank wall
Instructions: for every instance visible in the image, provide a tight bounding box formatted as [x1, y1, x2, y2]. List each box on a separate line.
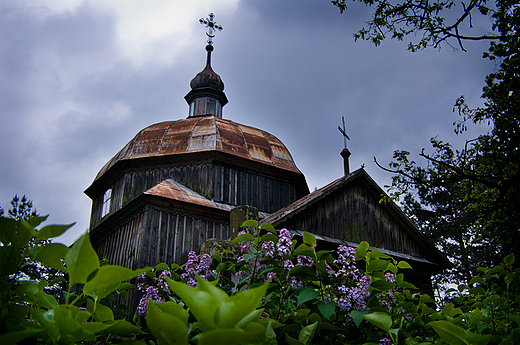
[276, 182, 426, 258]
[92, 211, 146, 269]
[136, 206, 230, 268]
[91, 163, 297, 228]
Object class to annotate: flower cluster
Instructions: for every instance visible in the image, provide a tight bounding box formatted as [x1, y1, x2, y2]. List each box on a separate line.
[136, 273, 165, 316]
[157, 270, 172, 295]
[336, 275, 371, 311]
[180, 251, 212, 286]
[326, 245, 374, 311]
[334, 245, 359, 280]
[379, 338, 392, 345]
[378, 272, 397, 308]
[277, 228, 292, 256]
[237, 230, 252, 254]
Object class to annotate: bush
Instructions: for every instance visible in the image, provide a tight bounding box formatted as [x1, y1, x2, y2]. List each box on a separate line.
[1, 216, 519, 344]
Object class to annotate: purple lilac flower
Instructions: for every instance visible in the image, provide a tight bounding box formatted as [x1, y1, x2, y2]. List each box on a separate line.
[296, 255, 314, 267]
[336, 275, 371, 311]
[277, 229, 292, 256]
[261, 241, 275, 258]
[378, 272, 397, 308]
[137, 286, 164, 316]
[266, 272, 276, 281]
[334, 245, 359, 280]
[157, 270, 172, 295]
[180, 251, 213, 287]
[237, 231, 252, 254]
[379, 338, 392, 345]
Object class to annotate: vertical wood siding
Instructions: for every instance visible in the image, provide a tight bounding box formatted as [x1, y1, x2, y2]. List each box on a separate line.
[92, 212, 146, 269]
[276, 182, 425, 258]
[134, 206, 230, 268]
[91, 163, 297, 228]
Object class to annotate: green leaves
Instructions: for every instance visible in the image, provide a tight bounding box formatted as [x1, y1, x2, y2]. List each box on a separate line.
[285, 322, 318, 345]
[297, 287, 319, 305]
[146, 301, 189, 345]
[362, 312, 393, 332]
[36, 223, 75, 241]
[34, 243, 69, 272]
[65, 233, 100, 287]
[161, 276, 270, 344]
[83, 265, 149, 300]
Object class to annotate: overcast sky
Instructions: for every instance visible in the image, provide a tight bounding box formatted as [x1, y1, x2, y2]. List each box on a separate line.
[0, 0, 494, 244]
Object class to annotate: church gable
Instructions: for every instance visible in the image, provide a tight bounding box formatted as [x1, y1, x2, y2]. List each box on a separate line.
[261, 168, 450, 271]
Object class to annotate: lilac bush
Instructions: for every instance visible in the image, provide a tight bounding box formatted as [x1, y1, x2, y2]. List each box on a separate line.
[135, 224, 407, 344]
[180, 250, 212, 286]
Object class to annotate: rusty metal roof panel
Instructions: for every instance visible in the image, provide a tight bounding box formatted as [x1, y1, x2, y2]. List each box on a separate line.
[242, 131, 270, 149]
[248, 144, 273, 161]
[219, 128, 247, 147]
[221, 141, 250, 160]
[166, 119, 198, 133]
[137, 128, 168, 140]
[237, 124, 264, 137]
[145, 179, 233, 212]
[188, 134, 217, 152]
[94, 116, 303, 181]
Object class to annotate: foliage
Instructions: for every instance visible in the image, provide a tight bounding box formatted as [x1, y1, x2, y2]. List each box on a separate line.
[331, 0, 519, 51]
[0, 195, 66, 301]
[2, 215, 519, 344]
[372, 0, 519, 291]
[0, 215, 148, 344]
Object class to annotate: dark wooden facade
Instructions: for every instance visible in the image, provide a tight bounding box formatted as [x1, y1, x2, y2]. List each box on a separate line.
[87, 158, 300, 229]
[91, 197, 231, 269]
[262, 169, 452, 295]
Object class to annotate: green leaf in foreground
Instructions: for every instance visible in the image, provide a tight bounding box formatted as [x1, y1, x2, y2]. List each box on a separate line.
[65, 233, 100, 287]
[83, 265, 149, 300]
[428, 321, 468, 345]
[362, 312, 393, 332]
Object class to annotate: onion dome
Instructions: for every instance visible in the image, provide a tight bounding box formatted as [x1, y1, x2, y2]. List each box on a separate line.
[190, 45, 225, 92]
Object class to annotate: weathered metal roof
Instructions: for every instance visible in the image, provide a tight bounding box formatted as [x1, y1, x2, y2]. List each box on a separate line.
[95, 116, 302, 181]
[144, 178, 233, 212]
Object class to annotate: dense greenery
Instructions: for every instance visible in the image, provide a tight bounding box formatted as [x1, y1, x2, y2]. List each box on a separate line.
[351, 0, 520, 292]
[0, 195, 66, 301]
[2, 216, 519, 344]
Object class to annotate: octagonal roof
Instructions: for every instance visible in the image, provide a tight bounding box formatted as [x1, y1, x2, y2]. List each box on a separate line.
[95, 116, 302, 181]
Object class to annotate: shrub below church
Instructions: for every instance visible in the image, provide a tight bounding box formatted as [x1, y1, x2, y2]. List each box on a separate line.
[2, 215, 519, 344]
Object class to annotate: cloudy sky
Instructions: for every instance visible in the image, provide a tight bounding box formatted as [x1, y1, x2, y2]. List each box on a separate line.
[0, 0, 494, 244]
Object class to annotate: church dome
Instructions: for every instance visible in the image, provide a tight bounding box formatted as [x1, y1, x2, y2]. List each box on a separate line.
[190, 47, 224, 92]
[94, 116, 302, 181]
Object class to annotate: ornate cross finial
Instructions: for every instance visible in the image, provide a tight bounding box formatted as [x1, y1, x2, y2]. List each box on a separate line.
[338, 116, 350, 148]
[199, 13, 223, 46]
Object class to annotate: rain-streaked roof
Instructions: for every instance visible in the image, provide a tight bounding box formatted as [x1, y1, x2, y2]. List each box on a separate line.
[145, 178, 233, 212]
[95, 116, 302, 181]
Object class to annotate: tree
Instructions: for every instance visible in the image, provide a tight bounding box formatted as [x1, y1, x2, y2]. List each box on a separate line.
[366, 0, 519, 283]
[332, 0, 519, 51]
[0, 195, 66, 300]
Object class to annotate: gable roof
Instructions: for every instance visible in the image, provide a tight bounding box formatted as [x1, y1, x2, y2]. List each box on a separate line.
[261, 168, 452, 269]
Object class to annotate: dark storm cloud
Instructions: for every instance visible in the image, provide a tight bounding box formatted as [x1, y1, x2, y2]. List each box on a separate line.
[0, 0, 495, 244]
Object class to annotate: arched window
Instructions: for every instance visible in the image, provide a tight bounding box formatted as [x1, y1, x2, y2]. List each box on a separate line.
[102, 189, 112, 218]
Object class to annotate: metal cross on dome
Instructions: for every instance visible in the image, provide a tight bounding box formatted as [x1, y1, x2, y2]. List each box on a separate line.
[199, 13, 223, 46]
[338, 116, 350, 148]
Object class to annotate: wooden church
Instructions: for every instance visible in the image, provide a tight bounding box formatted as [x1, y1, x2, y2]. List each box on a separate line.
[84, 14, 450, 297]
